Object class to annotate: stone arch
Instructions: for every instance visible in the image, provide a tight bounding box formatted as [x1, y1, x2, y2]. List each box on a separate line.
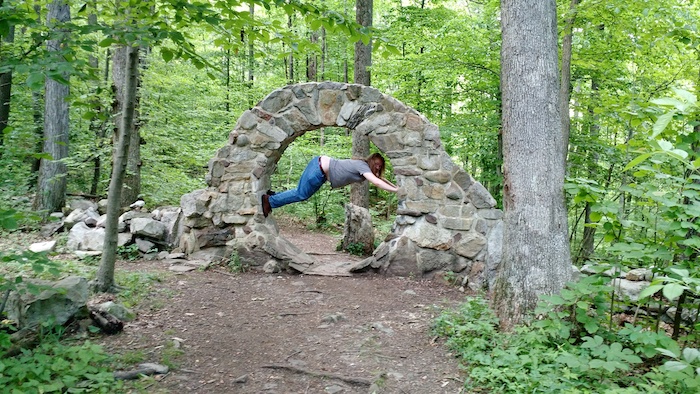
[179, 82, 503, 285]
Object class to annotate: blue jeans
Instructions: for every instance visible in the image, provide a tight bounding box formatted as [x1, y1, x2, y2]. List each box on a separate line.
[269, 156, 326, 208]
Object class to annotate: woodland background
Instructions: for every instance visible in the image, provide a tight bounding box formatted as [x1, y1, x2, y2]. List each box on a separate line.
[1, 0, 700, 392]
[2, 0, 698, 264]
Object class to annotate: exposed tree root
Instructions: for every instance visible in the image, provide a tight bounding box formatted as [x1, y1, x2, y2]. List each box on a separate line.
[261, 364, 373, 386]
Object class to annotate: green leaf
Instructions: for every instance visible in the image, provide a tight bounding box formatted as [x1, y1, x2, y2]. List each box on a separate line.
[672, 88, 697, 106]
[662, 283, 685, 301]
[98, 37, 117, 47]
[638, 284, 663, 299]
[0, 21, 12, 39]
[663, 361, 689, 372]
[652, 110, 676, 139]
[668, 268, 690, 278]
[669, 149, 689, 160]
[623, 153, 652, 171]
[658, 139, 673, 151]
[310, 19, 322, 30]
[26, 73, 45, 90]
[589, 359, 606, 370]
[680, 237, 700, 248]
[161, 48, 174, 62]
[682, 348, 700, 363]
[651, 97, 684, 107]
[584, 320, 598, 334]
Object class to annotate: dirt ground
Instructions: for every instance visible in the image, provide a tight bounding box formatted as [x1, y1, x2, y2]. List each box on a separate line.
[97, 219, 470, 394]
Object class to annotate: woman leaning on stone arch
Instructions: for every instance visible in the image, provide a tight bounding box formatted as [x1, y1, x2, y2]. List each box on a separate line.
[261, 153, 398, 217]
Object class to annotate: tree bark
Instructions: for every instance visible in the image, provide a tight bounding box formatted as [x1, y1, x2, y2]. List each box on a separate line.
[307, 30, 318, 82]
[247, 1, 255, 108]
[88, 3, 108, 197]
[321, 27, 326, 80]
[351, 0, 372, 210]
[34, 0, 70, 216]
[95, 44, 139, 293]
[559, 0, 579, 163]
[0, 25, 14, 159]
[578, 79, 601, 263]
[287, 15, 294, 83]
[112, 46, 142, 207]
[494, 0, 572, 328]
[348, 0, 373, 253]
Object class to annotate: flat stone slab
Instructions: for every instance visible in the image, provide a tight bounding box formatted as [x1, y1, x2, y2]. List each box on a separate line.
[304, 261, 357, 277]
[169, 264, 197, 273]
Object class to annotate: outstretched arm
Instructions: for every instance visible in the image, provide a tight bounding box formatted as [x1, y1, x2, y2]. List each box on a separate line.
[381, 177, 397, 189]
[363, 172, 398, 193]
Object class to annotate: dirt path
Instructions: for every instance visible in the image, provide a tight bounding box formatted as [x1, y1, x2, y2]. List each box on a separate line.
[100, 220, 468, 393]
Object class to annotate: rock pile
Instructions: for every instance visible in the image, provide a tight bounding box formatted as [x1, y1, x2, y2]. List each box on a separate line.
[55, 199, 183, 259]
[580, 265, 698, 325]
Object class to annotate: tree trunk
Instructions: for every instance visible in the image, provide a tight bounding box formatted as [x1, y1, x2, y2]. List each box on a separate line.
[0, 25, 14, 159]
[247, 1, 255, 108]
[34, 0, 70, 216]
[494, 0, 572, 328]
[351, 0, 372, 210]
[88, 5, 107, 197]
[112, 46, 142, 207]
[30, 89, 42, 187]
[307, 30, 318, 82]
[94, 44, 139, 293]
[559, 0, 579, 163]
[321, 27, 326, 80]
[287, 15, 294, 83]
[578, 79, 601, 263]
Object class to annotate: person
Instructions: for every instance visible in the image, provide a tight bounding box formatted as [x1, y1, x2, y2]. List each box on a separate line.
[261, 153, 398, 217]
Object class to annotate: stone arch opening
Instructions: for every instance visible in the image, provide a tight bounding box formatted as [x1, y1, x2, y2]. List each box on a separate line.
[178, 82, 503, 285]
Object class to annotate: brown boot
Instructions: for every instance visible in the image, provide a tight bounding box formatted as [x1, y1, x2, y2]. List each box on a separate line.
[261, 194, 272, 217]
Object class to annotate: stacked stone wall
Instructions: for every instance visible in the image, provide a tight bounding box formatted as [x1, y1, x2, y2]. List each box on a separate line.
[179, 82, 503, 285]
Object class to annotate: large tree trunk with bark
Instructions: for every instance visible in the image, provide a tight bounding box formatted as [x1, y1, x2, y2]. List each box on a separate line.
[494, 0, 572, 328]
[348, 0, 373, 252]
[351, 0, 372, 205]
[94, 44, 139, 293]
[34, 0, 70, 216]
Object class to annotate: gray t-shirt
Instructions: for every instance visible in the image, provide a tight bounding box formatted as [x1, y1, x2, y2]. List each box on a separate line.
[327, 159, 371, 188]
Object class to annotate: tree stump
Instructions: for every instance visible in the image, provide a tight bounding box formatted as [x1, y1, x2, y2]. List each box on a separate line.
[342, 203, 374, 256]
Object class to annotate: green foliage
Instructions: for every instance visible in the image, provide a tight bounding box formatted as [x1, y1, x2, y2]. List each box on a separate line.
[227, 250, 248, 273]
[534, 275, 613, 340]
[650, 346, 700, 390]
[115, 349, 147, 366]
[342, 242, 366, 256]
[0, 339, 121, 393]
[0, 211, 120, 394]
[434, 274, 697, 393]
[0, 213, 62, 328]
[160, 340, 185, 370]
[117, 244, 141, 262]
[566, 88, 700, 340]
[113, 271, 164, 308]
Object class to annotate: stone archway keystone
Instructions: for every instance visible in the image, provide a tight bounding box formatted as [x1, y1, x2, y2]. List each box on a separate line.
[178, 82, 503, 287]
